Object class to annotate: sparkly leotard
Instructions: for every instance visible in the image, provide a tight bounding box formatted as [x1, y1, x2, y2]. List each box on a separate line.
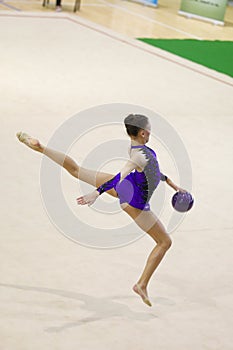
[96, 144, 167, 211]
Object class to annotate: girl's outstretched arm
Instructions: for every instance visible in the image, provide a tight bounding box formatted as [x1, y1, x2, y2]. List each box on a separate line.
[77, 152, 146, 206]
[164, 175, 187, 193]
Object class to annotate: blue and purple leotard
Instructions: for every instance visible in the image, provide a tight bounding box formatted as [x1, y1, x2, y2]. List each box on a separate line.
[96, 144, 167, 211]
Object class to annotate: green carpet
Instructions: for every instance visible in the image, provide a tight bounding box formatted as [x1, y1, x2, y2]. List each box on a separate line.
[138, 39, 233, 77]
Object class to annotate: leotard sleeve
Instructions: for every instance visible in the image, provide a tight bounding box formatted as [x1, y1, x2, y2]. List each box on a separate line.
[160, 173, 168, 181]
[96, 173, 121, 195]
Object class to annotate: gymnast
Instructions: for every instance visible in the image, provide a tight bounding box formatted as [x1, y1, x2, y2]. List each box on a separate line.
[17, 114, 186, 307]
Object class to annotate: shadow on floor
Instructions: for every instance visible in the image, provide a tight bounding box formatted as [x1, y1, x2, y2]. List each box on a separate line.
[0, 282, 175, 332]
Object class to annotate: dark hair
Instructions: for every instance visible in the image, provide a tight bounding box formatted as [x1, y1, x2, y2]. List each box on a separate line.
[124, 114, 149, 137]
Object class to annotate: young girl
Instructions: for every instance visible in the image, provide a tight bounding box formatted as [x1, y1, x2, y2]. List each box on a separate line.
[17, 114, 186, 307]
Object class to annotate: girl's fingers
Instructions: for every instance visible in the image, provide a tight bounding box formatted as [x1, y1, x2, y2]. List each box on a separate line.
[77, 197, 86, 205]
[77, 195, 96, 206]
[77, 197, 91, 205]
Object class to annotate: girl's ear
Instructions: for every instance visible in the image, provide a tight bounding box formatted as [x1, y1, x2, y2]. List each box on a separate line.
[139, 129, 144, 137]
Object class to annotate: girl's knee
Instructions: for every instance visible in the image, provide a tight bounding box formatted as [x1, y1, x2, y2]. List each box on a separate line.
[161, 236, 172, 250]
[69, 166, 79, 178]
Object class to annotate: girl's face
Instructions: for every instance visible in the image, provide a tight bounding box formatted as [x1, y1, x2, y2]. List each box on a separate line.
[143, 122, 151, 143]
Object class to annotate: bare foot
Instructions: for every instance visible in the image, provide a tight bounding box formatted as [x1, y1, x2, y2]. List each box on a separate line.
[16, 132, 42, 152]
[133, 283, 152, 307]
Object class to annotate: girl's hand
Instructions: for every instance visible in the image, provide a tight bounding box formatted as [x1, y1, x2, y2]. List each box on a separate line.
[76, 190, 100, 206]
[176, 187, 187, 193]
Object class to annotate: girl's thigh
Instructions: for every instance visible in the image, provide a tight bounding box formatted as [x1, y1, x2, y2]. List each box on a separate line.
[78, 167, 118, 198]
[121, 203, 169, 244]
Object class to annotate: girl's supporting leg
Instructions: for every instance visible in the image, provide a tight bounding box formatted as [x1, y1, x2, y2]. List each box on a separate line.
[16, 132, 118, 198]
[121, 203, 172, 306]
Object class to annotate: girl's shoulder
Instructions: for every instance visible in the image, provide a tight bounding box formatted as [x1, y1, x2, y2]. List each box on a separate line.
[130, 147, 148, 168]
[144, 145, 157, 157]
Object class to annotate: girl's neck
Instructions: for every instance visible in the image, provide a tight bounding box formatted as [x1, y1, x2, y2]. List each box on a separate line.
[131, 139, 145, 146]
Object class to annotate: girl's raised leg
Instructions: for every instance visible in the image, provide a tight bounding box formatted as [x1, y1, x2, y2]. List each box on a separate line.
[16, 132, 118, 198]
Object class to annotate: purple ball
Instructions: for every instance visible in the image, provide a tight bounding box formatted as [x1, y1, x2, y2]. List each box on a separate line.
[172, 192, 194, 212]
